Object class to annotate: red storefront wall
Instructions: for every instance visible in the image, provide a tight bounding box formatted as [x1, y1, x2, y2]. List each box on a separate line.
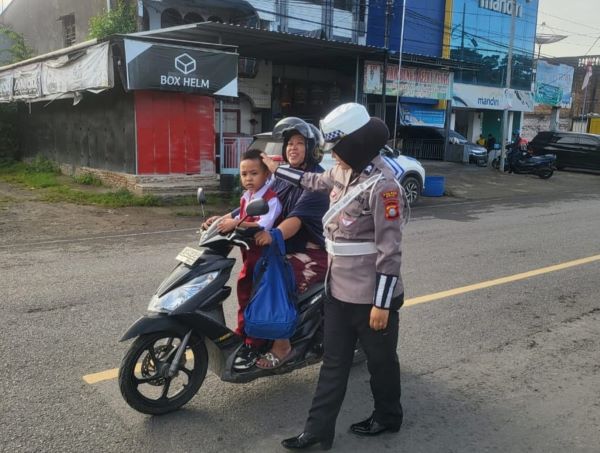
[135, 91, 215, 174]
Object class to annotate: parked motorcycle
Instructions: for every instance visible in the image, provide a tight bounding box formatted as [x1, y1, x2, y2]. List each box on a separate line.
[118, 190, 360, 415]
[491, 146, 556, 179]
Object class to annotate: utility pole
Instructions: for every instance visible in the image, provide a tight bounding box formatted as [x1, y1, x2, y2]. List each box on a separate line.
[499, 0, 517, 172]
[460, 3, 465, 81]
[382, 0, 393, 123]
[393, 0, 407, 147]
[136, 0, 144, 32]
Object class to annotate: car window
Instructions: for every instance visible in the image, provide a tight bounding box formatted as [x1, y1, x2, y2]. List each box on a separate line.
[578, 136, 599, 147]
[555, 135, 578, 145]
[264, 141, 282, 155]
[531, 132, 553, 145]
[448, 130, 467, 141]
[250, 137, 282, 155]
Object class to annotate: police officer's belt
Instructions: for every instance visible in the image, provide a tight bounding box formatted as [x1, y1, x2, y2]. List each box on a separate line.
[325, 238, 377, 256]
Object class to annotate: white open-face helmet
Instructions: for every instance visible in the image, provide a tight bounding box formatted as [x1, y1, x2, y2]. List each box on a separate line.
[320, 103, 370, 151]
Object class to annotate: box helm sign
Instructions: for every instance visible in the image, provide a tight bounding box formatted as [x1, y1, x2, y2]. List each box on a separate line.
[123, 39, 238, 97]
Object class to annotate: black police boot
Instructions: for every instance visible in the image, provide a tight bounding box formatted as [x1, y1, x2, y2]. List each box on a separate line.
[281, 432, 333, 450]
[350, 416, 401, 437]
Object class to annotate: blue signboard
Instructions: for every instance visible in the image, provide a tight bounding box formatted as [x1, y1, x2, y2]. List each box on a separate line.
[535, 60, 574, 108]
[399, 104, 446, 127]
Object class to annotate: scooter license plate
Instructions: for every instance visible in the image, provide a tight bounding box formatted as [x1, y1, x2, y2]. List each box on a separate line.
[176, 247, 203, 266]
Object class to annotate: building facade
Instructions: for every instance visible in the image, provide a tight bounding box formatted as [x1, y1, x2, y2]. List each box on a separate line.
[0, 0, 109, 54]
[0, 0, 378, 182]
[364, 0, 540, 144]
[447, 0, 539, 144]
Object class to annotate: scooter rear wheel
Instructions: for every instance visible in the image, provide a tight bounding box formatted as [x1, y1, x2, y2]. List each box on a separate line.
[537, 168, 554, 179]
[119, 331, 208, 415]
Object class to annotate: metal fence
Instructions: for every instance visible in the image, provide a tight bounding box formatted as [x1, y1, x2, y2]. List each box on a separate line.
[401, 139, 445, 160]
[220, 136, 254, 175]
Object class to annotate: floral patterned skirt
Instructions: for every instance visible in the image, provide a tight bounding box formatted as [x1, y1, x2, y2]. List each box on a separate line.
[287, 246, 328, 294]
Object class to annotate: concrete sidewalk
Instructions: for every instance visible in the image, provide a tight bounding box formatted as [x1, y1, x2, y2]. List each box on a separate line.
[418, 161, 599, 204]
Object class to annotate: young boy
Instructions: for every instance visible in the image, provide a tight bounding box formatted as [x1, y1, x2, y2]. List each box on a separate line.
[217, 148, 282, 370]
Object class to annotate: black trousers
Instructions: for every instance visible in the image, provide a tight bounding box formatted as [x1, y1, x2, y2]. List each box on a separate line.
[304, 297, 403, 440]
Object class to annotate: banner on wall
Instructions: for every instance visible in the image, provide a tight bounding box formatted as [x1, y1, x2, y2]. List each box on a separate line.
[0, 42, 114, 103]
[398, 104, 446, 127]
[452, 83, 534, 112]
[364, 61, 452, 100]
[534, 60, 574, 108]
[124, 39, 238, 96]
[41, 42, 113, 96]
[12, 63, 41, 100]
[0, 71, 13, 102]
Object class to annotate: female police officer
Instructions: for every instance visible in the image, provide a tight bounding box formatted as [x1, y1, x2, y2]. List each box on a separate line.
[262, 103, 405, 450]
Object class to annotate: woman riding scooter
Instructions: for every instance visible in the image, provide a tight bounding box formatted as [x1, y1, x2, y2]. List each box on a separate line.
[203, 117, 330, 370]
[253, 117, 330, 369]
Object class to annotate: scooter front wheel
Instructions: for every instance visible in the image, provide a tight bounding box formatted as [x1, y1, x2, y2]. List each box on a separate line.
[118, 331, 208, 415]
[537, 168, 554, 179]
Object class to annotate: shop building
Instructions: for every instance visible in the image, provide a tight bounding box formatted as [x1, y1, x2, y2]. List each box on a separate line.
[0, 36, 239, 193]
[446, 0, 539, 143]
[365, 0, 451, 128]
[364, 0, 541, 148]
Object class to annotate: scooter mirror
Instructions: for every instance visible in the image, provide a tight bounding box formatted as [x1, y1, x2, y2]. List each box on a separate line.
[197, 188, 206, 205]
[245, 198, 269, 217]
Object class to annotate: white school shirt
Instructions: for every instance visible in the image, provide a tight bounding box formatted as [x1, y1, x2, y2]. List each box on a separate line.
[235, 182, 282, 229]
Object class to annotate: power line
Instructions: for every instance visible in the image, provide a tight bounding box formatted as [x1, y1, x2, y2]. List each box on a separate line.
[252, 3, 558, 62]
[538, 9, 600, 33]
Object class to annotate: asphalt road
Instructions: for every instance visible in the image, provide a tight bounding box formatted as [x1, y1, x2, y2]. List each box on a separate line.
[1, 169, 599, 453]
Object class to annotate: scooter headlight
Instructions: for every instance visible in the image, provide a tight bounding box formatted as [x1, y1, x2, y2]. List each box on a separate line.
[148, 271, 219, 313]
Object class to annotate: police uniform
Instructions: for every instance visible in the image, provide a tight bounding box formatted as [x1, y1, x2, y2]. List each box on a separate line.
[276, 153, 404, 443]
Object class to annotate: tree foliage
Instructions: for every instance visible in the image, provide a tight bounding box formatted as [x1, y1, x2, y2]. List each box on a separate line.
[0, 27, 33, 161]
[88, 0, 137, 39]
[0, 26, 34, 64]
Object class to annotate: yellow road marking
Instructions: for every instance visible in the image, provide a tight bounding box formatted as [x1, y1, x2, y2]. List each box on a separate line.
[84, 368, 119, 384]
[83, 351, 194, 385]
[83, 254, 600, 385]
[404, 254, 600, 307]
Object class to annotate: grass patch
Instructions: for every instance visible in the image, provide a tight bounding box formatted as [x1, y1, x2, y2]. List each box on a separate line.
[0, 157, 60, 188]
[0, 157, 158, 207]
[0, 157, 240, 212]
[72, 173, 103, 186]
[41, 186, 160, 208]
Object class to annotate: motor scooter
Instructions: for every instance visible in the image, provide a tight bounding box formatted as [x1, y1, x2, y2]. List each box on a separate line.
[491, 145, 556, 179]
[118, 190, 361, 415]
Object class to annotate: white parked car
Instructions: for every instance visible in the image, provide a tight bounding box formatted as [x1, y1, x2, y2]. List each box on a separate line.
[249, 133, 426, 205]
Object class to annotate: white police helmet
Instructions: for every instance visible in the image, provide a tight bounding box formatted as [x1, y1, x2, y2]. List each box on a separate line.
[320, 103, 370, 151]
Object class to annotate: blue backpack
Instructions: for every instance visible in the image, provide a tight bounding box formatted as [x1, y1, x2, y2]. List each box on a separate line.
[244, 229, 298, 340]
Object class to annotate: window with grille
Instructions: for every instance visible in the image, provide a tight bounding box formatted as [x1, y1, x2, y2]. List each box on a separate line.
[61, 14, 76, 47]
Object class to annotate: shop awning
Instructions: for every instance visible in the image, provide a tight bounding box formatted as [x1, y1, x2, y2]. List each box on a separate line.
[121, 22, 384, 73]
[122, 22, 476, 74]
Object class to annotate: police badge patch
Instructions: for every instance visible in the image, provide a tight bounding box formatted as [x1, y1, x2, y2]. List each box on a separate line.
[383, 191, 400, 220]
[385, 202, 399, 220]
